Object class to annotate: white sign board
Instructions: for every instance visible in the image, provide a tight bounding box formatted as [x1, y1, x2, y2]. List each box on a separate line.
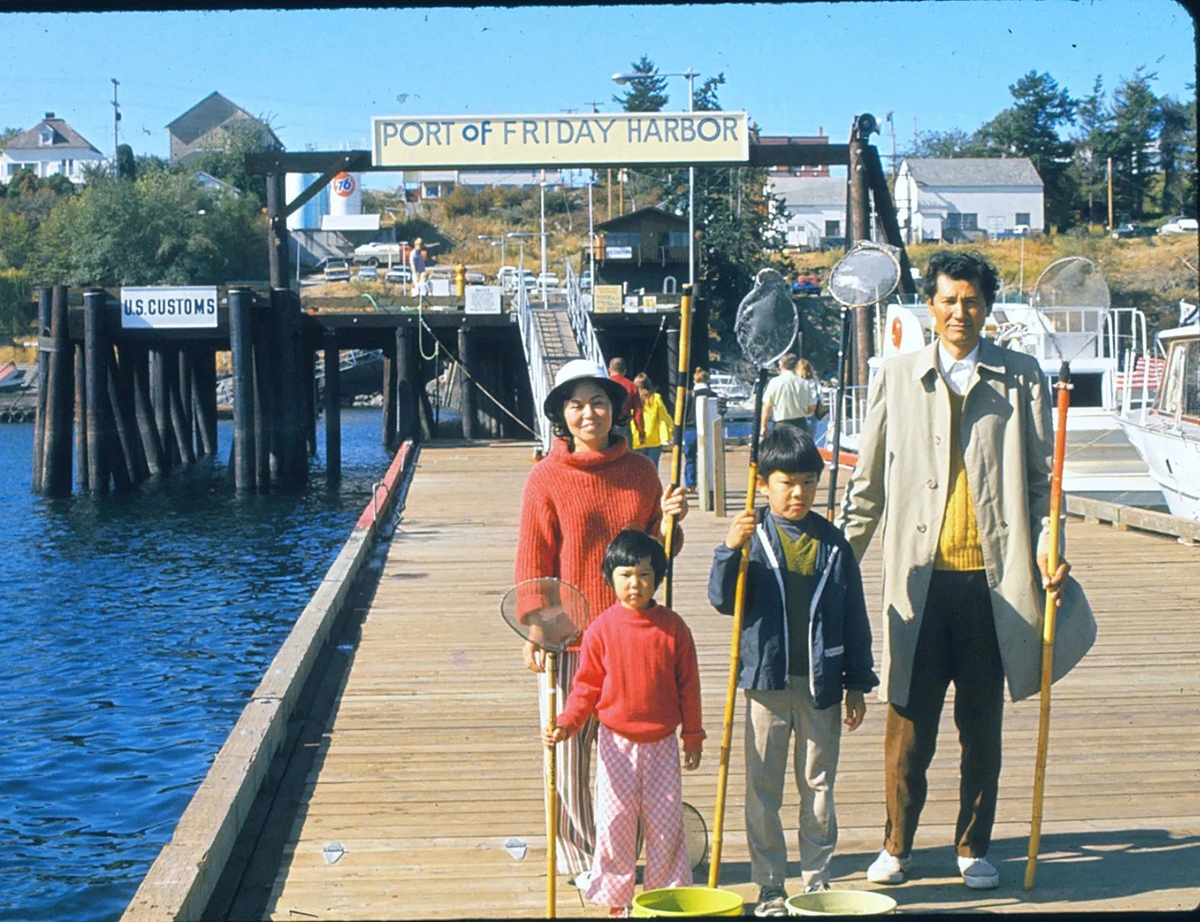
[624, 296, 640, 312]
[431, 278, 452, 297]
[464, 285, 503, 315]
[606, 246, 633, 260]
[372, 112, 750, 168]
[120, 286, 219, 329]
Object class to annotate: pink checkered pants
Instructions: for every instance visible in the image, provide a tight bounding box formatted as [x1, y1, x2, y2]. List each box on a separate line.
[584, 724, 692, 909]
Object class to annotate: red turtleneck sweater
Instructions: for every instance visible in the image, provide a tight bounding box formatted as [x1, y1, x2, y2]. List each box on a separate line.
[557, 601, 705, 751]
[515, 436, 682, 648]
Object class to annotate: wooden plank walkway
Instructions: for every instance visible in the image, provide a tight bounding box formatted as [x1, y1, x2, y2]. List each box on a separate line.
[247, 444, 1200, 918]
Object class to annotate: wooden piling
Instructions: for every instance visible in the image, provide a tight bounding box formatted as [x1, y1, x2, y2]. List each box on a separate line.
[273, 288, 305, 489]
[151, 349, 176, 472]
[132, 346, 167, 479]
[229, 288, 255, 492]
[323, 333, 341, 481]
[75, 342, 88, 492]
[252, 300, 272, 492]
[395, 327, 417, 443]
[192, 348, 218, 458]
[41, 285, 74, 496]
[302, 346, 317, 457]
[32, 287, 51, 492]
[178, 349, 194, 460]
[167, 349, 196, 467]
[107, 346, 145, 487]
[83, 289, 109, 495]
[381, 341, 397, 449]
[457, 327, 475, 440]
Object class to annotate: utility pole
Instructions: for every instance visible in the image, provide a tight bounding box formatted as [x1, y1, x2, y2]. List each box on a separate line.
[1107, 156, 1114, 233]
[111, 78, 121, 178]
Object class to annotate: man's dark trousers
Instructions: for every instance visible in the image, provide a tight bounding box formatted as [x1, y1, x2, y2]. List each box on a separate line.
[882, 569, 1004, 858]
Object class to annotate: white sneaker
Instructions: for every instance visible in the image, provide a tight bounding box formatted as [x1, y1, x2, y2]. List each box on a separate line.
[957, 855, 1000, 890]
[866, 848, 912, 884]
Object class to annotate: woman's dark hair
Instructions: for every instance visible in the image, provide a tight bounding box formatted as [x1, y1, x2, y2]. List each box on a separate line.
[758, 424, 823, 478]
[922, 250, 1000, 307]
[546, 380, 630, 442]
[602, 528, 668, 588]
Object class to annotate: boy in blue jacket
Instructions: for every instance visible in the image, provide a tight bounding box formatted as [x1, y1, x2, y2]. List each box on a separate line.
[708, 425, 877, 915]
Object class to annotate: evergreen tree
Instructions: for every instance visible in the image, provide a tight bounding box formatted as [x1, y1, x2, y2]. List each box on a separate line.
[1108, 68, 1162, 220]
[1156, 93, 1192, 216]
[909, 128, 984, 159]
[1069, 76, 1114, 225]
[612, 55, 669, 112]
[975, 70, 1077, 228]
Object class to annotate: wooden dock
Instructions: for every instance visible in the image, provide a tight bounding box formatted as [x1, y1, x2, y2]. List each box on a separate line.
[222, 443, 1199, 918]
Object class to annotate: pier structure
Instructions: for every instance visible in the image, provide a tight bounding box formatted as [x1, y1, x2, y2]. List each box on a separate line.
[125, 443, 1200, 919]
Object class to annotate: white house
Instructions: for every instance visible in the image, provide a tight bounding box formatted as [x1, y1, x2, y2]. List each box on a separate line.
[894, 157, 1044, 243]
[768, 176, 849, 249]
[0, 113, 107, 185]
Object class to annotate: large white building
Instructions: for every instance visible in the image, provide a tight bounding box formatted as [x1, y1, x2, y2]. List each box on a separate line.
[894, 157, 1044, 243]
[0, 113, 107, 185]
[768, 176, 849, 249]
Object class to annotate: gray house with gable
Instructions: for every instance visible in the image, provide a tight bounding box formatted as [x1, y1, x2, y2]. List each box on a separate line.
[894, 157, 1044, 243]
[0, 113, 106, 185]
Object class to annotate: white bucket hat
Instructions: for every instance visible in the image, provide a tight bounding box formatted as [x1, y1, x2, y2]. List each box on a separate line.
[543, 358, 628, 418]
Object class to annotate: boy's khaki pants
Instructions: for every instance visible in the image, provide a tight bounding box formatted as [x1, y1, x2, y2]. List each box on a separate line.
[745, 677, 842, 891]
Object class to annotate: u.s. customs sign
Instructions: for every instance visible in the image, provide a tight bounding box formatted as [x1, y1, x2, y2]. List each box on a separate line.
[372, 112, 750, 169]
[120, 286, 219, 329]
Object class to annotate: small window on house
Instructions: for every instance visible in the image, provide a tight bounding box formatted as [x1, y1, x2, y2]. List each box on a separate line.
[945, 213, 962, 229]
[423, 184, 440, 198]
[824, 220, 840, 237]
[668, 230, 688, 247]
[1016, 212, 1031, 226]
[39, 127, 54, 146]
[606, 232, 642, 248]
[962, 214, 978, 230]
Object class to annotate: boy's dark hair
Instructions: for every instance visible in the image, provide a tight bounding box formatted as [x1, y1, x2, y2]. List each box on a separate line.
[922, 250, 1000, 308]
[758, 424, 823, 479]
[602, 528, 669, 589]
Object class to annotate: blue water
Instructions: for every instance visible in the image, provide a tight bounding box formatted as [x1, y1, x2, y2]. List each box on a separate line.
[0, 412, 393, 922]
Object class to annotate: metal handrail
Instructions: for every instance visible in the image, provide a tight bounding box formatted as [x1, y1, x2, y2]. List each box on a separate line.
[564, 264, 604, 366]
[514, 266, 555, 454]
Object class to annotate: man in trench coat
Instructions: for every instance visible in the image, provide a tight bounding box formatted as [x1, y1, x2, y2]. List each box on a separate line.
[838, 249, 1095, 890]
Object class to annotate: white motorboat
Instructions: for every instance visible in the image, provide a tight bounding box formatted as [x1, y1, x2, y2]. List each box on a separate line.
[1114, 301, 1200, 520]
[821, 294, 1164, 506]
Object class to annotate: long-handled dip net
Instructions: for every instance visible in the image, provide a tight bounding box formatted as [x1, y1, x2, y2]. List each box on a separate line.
[825, 241, 902, 518]
[1024, 256, 1110, 890]
[709, 268, 798, 887]
[500, 578, 591, 917]
[663, 284, 695, 608]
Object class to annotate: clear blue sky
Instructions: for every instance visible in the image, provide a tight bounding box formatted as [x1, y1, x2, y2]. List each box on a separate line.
[2, 1, 1195, 189]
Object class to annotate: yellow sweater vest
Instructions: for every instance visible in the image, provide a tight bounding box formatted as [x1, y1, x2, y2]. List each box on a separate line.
[935, 389, 985, 571]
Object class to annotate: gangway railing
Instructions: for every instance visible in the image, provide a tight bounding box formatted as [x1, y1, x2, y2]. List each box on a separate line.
[564, 264, 604, 366]
[514, 269, 556, 454]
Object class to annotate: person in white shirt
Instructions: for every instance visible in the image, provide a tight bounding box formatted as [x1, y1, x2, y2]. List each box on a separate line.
[760, 354, 813, 437]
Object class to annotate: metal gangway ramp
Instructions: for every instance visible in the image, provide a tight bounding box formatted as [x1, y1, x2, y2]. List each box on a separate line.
[515, 265, 605, 453]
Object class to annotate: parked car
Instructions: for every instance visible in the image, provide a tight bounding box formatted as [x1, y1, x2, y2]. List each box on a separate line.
[579, 270, 593, 290]
[536, 272, 560, 289]
[1112, 222, 1153, 239]
[353, 242, 405, 266]
[385, 265, 412, 284]
[323, 258, 351, 282]
[1158, 216, 1199, 235]
[791, 275, 821, 296]
[357, 265, 379, 281]
[465, 269, 486, 285]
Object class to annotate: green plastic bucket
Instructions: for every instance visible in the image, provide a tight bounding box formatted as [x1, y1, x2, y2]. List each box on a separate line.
[631, 886, 745, 917]
[785, 891, 897, 915]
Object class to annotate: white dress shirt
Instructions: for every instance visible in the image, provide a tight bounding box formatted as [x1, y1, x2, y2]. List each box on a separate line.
[937, 341, 980, 396]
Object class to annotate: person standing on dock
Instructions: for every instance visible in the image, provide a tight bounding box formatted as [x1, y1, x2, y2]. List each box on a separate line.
[761, 354, 813, 437]
[607, 357, 644, 448]
[410, 237, 430, 296]
[837, 249, 1094, 891]
[632, 372, 673, 471]
[516, 358, 688, 883]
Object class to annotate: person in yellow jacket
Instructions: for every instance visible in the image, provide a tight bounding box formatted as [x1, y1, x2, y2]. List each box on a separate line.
[633, 373, 674, 470]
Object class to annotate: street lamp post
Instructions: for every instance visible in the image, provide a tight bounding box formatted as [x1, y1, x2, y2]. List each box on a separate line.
[478, 234, 505, 274]
[507, 232, 535, 296]
[540, 176, 548, 303]
[611, 68, 698, 289]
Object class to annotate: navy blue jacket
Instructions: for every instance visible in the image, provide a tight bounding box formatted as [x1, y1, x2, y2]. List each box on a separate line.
[707, 508, 878, 710]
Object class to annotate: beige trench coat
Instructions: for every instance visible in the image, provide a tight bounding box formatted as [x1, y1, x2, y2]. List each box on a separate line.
[838, 339, 1096, 707]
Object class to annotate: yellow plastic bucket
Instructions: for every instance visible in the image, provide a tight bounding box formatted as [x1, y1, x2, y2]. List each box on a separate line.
[785, 890, 897, 915]
[631, 886, 744, 917]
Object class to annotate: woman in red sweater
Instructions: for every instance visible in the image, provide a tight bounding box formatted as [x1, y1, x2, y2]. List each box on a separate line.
[516, 359, 688, 881]
[544, 530, 704, 915]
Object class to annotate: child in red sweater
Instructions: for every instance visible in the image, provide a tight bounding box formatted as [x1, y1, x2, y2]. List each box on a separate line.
[543, 529, 705, 916]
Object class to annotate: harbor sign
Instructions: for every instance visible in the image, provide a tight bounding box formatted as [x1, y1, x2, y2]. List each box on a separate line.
[372, 112, 750, 168]
[120, 286, 219, 329]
